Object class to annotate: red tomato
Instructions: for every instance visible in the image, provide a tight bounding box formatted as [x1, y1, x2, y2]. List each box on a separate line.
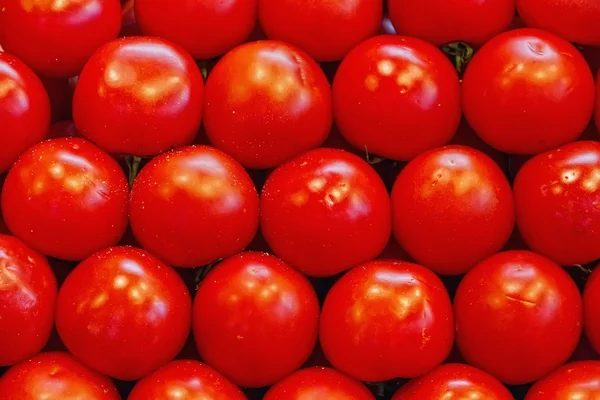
[320, 260, 454, 382]
[0, 53, 50, 174]
[203, 40, 332, 169]
[454, 250, 583, 385]
[0, 351, 120, 400]
[258, 0, 382, 62]
[128, 360, 247, 400]
[263, 367, 374, 400]
[73, 37, 204, 157]
[136, 0, 257, 60]
[55, 246, 192, 380]
[388, 0, 515, 48]
[1, 138, 129, 261]
[391, 145, 515, 275]
[333, 35, 461, 162]
[584, 267, 600, 356]
[462, 28, 595, 155]
[513, 141, 600, 266]
[392, 364, 514, 400]
[0, 0, 121, 78]
[129, 145, 259, 268]
[526, 361, 600, 399]
[260, 148, 391, 277]
[193, 252, 320, 388]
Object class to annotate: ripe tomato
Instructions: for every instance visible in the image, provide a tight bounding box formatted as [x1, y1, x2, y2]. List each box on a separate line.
[454, 250, 583, 385]
[130, 145, 259, 268]
[391, 145, 514, 275]
[333, 35, 461, 162]
[0, 0, 121, 78]
[513, 141, 600, 266]
[203, 40, 332, 169]
[260, 148, 391, 277]
[258, 0, 382, 62]
[1, 138, 129, 261]
[55, 246, 192, 380]
[193, 252, 320, 388]
[320, 260, 454, 382]
[462, 28, 595, 155]
[0, 352, 120, 400]
[73, 37, 204, 157]
[0, 53, 50, 174]
[128, 360, 247, 400]
[525, 361, 600, 399]
[263, 367, 374, 400]
[584, 267, 600, 356]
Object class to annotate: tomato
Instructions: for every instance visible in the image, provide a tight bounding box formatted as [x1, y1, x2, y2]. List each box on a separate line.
[263, 367, 374, 400]
[258, 0, 382, 62]
[55, 246, 192, 380]
[0, 0, 121, 78]
[193, 252, 320, 388]
[584, 266, 600, 356]
[129, 145, 259, 268]
[462, 28, 595, 155]
[333, 35, 461, 162]
[73, 37, 204, 157]
[391, 145, 514, 275]
[526, 361, 600, 399]
[320, 260, 454, 382]
[1, 138, 128, 261]
[0, 53, 50, 174]
[392, 363, 513, 400]
[128, 360, 247, 400]
[136, 0, 257, 60]
[260, 148, 391, 277]
[388, 0, 515, 48]
[0, 352, 120, 400]
[203, 40, 332, 170]
[513, 141, 600, 266]
[454, 250, 583, 385]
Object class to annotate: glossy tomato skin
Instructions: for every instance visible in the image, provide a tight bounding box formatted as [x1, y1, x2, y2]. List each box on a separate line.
[454, 251, 583, 385]
[525, 361, 600, 399]
[193, 252, 320, 388]
[0, 53, 50, 174]
[260, 148, 391, 277]
[73, 37, 204, 157]
[320, 260, 454, 382]
[1, 138, 129, 261]
[204, 40, 332, 169]
[263, 367, 374, 400]
[391, 145, 514, 275]
[388, 0, 515, 48]
[513, 141, 600, 266]
[130, 145, 259, 268]
[0, 352, 120, 400]
[0, 0, 121, 78]
[333, 35, 461, 162]
[462, 28, 595, 155]
[258, 0, 382, 62]
[584, 267, 600, 355]
[55, 246, 192, 381]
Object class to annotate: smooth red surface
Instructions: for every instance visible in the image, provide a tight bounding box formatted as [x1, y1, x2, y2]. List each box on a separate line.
[584, 267, 600, 356]
[260, 148, 391, 277]
[454, 250, 583, 385]
[0, 0, 121, 78]
[462, 28, 595, 155]
[1, 138, 129, 261]
[203, 40, 332, 169]
[73, 37, 204, 156]
[513, 141, 600, 266]
[258, 0, 382, 61]
[0, 53, 50, 173]
[192, 252, 320, 388]
[525, 361, 600, 399]
[0, 352, 120, 400]
[320, 260, 454, 382]
[333, 35, 461, 162]
[129, 145, 259, 268]
[391, 145, 515, 275]
[55, 246, 192, 381]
